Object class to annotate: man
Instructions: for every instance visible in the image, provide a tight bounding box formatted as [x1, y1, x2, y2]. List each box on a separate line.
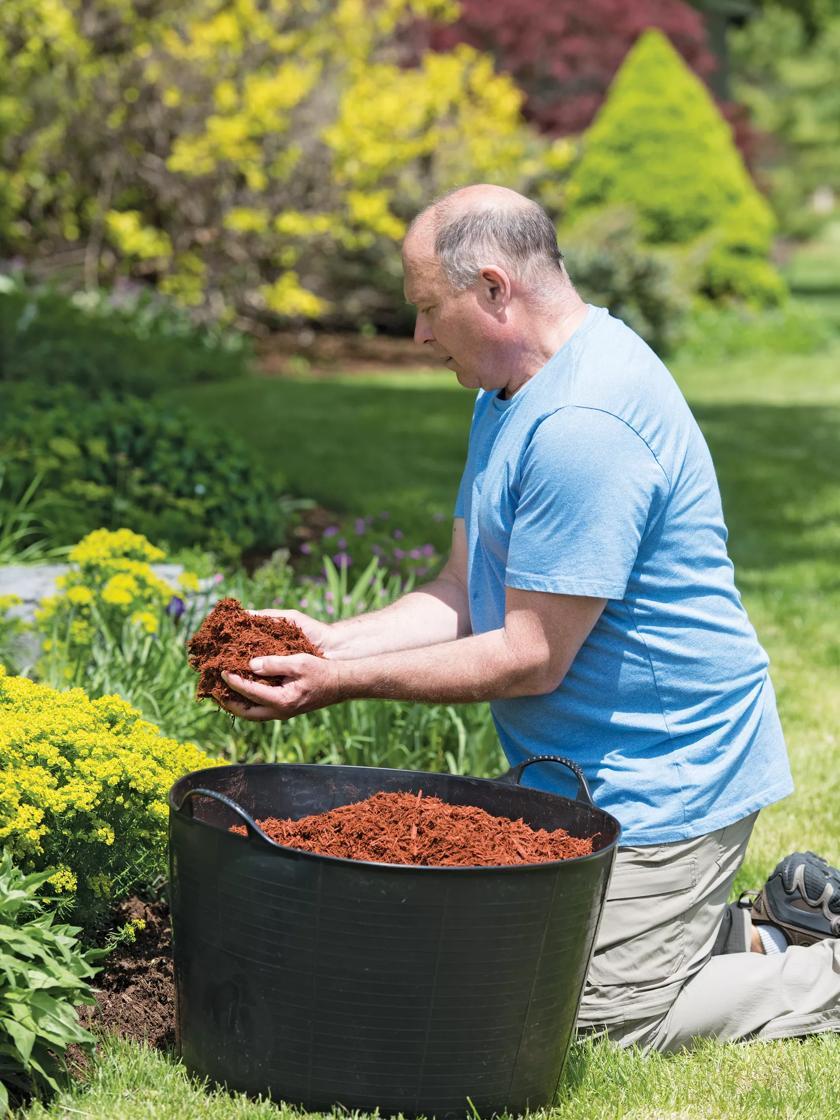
[221, 185, 840, 1050]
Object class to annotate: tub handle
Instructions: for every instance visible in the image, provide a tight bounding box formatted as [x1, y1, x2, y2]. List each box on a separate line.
[177, 787, 280, 847]
[497, 755, 594, 805]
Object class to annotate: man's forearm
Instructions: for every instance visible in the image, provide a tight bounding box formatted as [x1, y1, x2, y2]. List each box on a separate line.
[326, 574, 471, 659]
[333, 628, 552, 704]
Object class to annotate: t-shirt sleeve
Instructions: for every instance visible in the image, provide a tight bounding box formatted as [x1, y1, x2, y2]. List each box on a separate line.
[505, 406, 670, 599]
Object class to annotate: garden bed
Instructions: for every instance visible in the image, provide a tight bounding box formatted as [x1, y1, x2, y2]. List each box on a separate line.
[80, 897, 175, 1052]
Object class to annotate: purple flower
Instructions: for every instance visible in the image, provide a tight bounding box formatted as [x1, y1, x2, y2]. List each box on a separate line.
[300, 542, 312, 555]
[416, 566, 429, 578]
[421, 544, 436, 557]
[393, 529, 403, 540]
[322, 525, 339, 538]
[166, 596, 185, 620]
[393, 548, 405, 560]
[372, 544, 384, 557]
[325, 590, 334, 601]
[338, 537, 347, 548]
[354, 518, 367, 535]
[300, 597, 309, 608]
[333, 552, 352, 568]
[409, 548, 422, 560]
[325, 604, 335, 616]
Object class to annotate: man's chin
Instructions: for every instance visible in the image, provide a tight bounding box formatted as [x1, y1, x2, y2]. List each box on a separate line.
[453, 365, 478, 387]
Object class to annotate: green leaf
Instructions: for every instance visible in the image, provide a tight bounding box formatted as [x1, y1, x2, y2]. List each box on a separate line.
[0, 1016, 35, 1063]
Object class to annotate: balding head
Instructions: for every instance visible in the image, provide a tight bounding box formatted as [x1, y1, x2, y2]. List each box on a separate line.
[404, 184, 565, 295]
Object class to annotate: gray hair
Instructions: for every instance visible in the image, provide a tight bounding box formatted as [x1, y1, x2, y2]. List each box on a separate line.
[428, 196, 565, 291]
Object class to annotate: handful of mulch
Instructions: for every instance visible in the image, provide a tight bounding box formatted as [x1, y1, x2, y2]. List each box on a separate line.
[187, 597, 322, 708]
[231, 790, 595, 867]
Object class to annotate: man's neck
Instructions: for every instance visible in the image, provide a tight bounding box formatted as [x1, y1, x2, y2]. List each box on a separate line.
[502, 294, 590, 398]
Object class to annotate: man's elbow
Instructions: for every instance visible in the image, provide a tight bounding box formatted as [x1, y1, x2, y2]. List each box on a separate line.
[512, 651, 567, 697]
[524, 665, 566, 696]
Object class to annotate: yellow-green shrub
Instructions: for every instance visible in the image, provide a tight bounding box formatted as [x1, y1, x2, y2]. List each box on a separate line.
[565, 29, 783, 307]
[0, 666, 218, 929]
[37, 527, 198, 684]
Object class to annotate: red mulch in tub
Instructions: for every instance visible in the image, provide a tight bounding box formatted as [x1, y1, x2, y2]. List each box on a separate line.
[188, 596, 321, 708]
[232, 790, 595, 866]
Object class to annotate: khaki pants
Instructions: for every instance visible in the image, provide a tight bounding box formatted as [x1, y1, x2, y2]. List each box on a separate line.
[576, 812, 840, 1052]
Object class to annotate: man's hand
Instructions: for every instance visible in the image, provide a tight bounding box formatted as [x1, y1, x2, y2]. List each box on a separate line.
[221, 654, 342, 721]
[246, 608, 335, 656]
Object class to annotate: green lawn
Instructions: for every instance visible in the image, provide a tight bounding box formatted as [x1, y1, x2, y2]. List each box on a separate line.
[20, 1032, 840, 1120]
[22, 341, 840, 1118]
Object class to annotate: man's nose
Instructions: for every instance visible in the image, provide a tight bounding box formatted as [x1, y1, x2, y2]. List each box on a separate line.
[413, 313, 434, 347]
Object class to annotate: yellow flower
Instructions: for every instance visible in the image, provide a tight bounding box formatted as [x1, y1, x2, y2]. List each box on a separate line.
[66, 586, 94, 606]
[70, 528, 165, 567]
[0, 669, 221, 915]
[130, 610, 159, 635]
[102, 573, 138, 606]
[49, 866, 78, 894]
[178, 571, 200, 593]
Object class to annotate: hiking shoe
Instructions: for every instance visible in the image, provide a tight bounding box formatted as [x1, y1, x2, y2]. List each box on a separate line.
[739, 851, 840, 947]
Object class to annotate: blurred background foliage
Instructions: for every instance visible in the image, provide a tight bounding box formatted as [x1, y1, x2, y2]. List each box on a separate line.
[2, 0, 837, 343]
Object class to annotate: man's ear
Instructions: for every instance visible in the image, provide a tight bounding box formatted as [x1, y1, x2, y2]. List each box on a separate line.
[479, 266, 512, 311]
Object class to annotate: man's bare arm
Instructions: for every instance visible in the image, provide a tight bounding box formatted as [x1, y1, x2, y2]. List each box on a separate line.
[220, 586, 607, 719]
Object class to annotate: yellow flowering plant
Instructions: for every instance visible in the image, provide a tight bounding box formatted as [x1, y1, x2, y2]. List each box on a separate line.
[37, 528, 200, 688]
[0, 666, 219, 930]
[0, 0, 567, 327]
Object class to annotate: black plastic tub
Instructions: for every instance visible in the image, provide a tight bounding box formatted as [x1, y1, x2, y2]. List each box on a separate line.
[168, 757, 620, 1118]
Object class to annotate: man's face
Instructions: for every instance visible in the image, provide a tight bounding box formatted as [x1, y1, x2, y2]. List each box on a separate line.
[402, 241, 506, 392]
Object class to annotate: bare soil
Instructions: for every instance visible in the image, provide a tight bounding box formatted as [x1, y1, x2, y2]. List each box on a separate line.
[255, 331, 433, 377]
[79, 897, 175, 1052]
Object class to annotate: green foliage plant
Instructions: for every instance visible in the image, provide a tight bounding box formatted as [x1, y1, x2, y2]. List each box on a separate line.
[0, 385, 294, 562]
[559, 206, 690, 354]
[0, 853, 100, 1114]
[0, 664, 219, 929]
[294, 512, 443, 586]
[566, 29, 784, 307]
[731, 8, 840, 238]
[0, 465, 63, 566]
[675, 299, 837, 363]
[0, 281, 252, 397]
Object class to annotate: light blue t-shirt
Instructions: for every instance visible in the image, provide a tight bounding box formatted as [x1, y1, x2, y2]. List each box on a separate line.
[454, 304, 793, 844]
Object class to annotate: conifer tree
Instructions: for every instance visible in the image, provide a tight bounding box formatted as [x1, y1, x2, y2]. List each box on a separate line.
[566, 29, 784, 303]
